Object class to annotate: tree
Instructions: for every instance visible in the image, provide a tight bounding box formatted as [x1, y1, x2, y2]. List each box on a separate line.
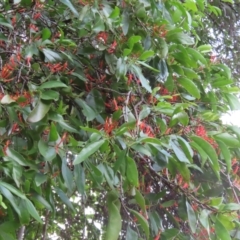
[0, 0, 240, 239]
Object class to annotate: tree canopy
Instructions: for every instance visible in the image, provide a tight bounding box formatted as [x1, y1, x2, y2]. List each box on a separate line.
[1, 0, 240, 239]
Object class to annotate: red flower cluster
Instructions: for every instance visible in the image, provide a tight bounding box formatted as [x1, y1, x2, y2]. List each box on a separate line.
[45, 62, 69, 73]
[104, 117, 118, 135]
[96, 31, 108, 44]
[195, 125, 218, 149]
[138, 121, 155, 137]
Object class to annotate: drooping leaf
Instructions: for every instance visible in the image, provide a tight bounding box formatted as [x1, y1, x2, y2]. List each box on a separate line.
[73, 139, 105, 165]
[126, 156, 139, 187]
[27, 100, 51, 123]
[186, 201, 197, 233]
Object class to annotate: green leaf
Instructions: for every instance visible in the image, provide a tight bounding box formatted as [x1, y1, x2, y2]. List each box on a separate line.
[197, 44, 212, 53]
[215, 219, 231, 240]
[74, 164, 85, 195]
[35, 173, 48, 187]
[187, 48, 207, 65]
[199, 210, 210, 234]
[126, 226, 138, 240]
[41, 90, 59, 101]
[6, 148, 30, 166]
[171, 139, 190, 163]
[131, 65, 152, 93]
[135, 189, 146, 213]
[24, 199, 43, 223]
[127, 35, 141, 49]
[139, 106, 151, 120]
[130, 209, 149, 239]
[217, 141, 231, 173]
[178, 77, 200, 99]
[27, 100, 51, 123]
[40, 81, 67, 89]
[122, 10, 129, 35]
[214, 133, 240, 148]
[73, 139, 105, 165]
[186, 201, 197, 233]
[139, 50, 154, 61]
[49, 122, 58, 142]
[31, 193, 52, 211]
[62, 160, 74, 193]
[177, 136, 193, 162]
[167, 31, 194, 45]
[0, 182, 26, 199]
[55, 187, 75, 212]
[109, 6, 120, 18]
[60, 0, 79, 17]
[224, 93, 240, 110]
[190, 136, 220, 179]
[42, 49, 62, 62]
[0, 186, 20, 216]
[105, 191, 122, 240]
[157, 59, 169, 82]
[42, 28, 51, 41]
[0, 17, 13, 29]
[126, 156, 139, 187]
[75, 99, 97, 121]
[223, 203, 240, 211]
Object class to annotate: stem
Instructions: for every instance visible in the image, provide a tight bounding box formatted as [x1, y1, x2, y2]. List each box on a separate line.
[17, 226, 25, 240]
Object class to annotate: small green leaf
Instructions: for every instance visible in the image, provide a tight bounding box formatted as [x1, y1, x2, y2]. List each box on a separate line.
[75, 99, 97, 121]
[42, 28, 51, 40]
[74, 164, 85, 195]
[122, 10, 129, 35]
[126, 156, 139, 187]
[223, 203, 240, 211]
[186, 201, 197, 233]
[73, 139, 105, 165]
[109, 6, 120, 18]
[40, 81, 67, 89]
[41, 90, 59, 101]
[42, 49, 62, 62]
[60, 0, 79, 17]
[127, 35, 141, 49]
[49, 122, 58, 142]
[139, 50, 154, 61]
[171, 139, 190, 163]
[130, 209, 149, 239]
[139, 106, 151, 120]
[55, 187, 75, 212]
[191, 136, 220, 179]
[178, 77, 200, 99]
[27, 100, 51, 123]
[197, 44, 212, 53]
[217, 141, 231, 173]
[135, 190, 146, 213]
[131, 65, 151, 93]
[25, 199, 43, 223]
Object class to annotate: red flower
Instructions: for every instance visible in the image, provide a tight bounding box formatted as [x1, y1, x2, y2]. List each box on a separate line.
[107, 40, 117, 54]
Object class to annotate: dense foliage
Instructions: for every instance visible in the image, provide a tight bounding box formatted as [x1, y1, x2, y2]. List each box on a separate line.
[1, 0, 240, 239]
